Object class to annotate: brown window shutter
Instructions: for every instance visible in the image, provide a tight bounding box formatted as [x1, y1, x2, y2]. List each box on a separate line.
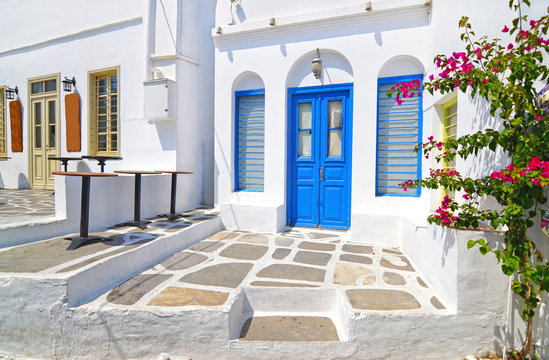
[9, 100, 22, 152]
[65, 93, 81, 152]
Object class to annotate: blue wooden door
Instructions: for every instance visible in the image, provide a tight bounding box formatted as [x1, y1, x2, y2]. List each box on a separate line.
[288, 84, 352, 229]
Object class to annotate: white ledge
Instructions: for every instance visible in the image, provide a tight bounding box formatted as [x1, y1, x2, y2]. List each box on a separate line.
[0, 17, 143, 56]
[213, 0, 430, 47]
[150, 53, 199, 65]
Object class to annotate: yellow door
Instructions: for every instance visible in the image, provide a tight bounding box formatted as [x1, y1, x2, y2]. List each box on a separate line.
[30, 94, 59, 189]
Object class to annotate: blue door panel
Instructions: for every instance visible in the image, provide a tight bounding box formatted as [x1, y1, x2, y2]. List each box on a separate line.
[321, 184, 345, 225]
[288, 83, 353, 229]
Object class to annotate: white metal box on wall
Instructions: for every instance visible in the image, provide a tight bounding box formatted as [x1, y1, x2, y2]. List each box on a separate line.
[143, 78, 177, 121]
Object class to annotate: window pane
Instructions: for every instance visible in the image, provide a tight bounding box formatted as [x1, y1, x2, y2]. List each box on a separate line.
[110, 76, 118, 93]
[34, 102, 41, 125]
[35, 126, 42, 148]
[49, 125, 55, 148]
[298, 103, 312, 129]
[236, 93, 265, 191]
[298, 130, 311, 157]
[98, 78, 107, 95]
[0, 89, 5, 155]
[376, 76, 422, 196]
[31, 82, 43, 94]
[34, 102, 42, 149]
[328, 129, 342, 157]
[111, 95, 118, 113]
[45, 80, 56, 92]
[328, 100, 342, 128]
[48, 101, 56, 124]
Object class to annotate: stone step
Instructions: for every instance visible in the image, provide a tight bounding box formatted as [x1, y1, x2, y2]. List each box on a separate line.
[239, 316, 340, 341]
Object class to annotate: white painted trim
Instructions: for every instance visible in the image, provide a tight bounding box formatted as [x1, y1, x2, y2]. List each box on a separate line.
[150, 53, 200, 65]
[0, 17, 143, 56]
[213, 1, 430, 46]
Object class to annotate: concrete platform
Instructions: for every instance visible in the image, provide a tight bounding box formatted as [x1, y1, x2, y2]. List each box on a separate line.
[0, 221, 507, 360]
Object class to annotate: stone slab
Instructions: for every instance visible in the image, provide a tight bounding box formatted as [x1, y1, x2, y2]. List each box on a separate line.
[180, 263, 253, 288]
[274, 237, 294, 247]
[380, 255, 415, 272]
[209, 231, 240, 241]
[239, 316, 339, 341]
[250, 281, 319, 288]
[188, 241, 224, 253]
[333, 263, 373, 286]
[339, 254, 373, 265]
[0, 234, 120, 273]
[346, 289, 421, 310]
[417, 277, 428, 288]
[237, 234, 269, 245]
[298, 241, 335, 252]
[107, 274, 171, 305]
[161, 252, 209, 270]
[383, 272, 407, 286]
[256, 264, 325, 283]
[383, 248, 403, 255]
[430, 296, 445, 309]
[219, 243, 268, 260]
[293, 250, 332, 266]
[272, 248, 291, 260]
[342, 244, 373, 254]
[148, 287, 228, 307]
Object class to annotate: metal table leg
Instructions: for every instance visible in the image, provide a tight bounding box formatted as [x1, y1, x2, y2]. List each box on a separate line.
[66, 176, 110, 250]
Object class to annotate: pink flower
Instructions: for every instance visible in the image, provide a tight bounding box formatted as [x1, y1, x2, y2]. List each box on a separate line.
[492, 68, 499, 73]
[429, 74, 434, 81]
[528, 157, 541, 170]
[541, 218, 549, 228]
[507, 43, 514, 50]
[502, 26, 509, 33]
[462, 190, 470, 200]
[467, 79, 472, 86]
[395, 96, 404, 106]
[536, 114, 543, 120]
[427, 136, 434, 141]
[482, 78, 488, 83]
[530, 20, 539, 27]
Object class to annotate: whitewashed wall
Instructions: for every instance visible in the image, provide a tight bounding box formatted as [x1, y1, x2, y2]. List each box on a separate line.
[0, 0, 216, 209]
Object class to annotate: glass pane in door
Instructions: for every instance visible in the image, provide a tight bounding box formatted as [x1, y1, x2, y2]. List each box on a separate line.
[48, 100, 56, 148]
[298, 102, 312, 157]
[34, 102, 42, 148]
[327, 100, 342, 157]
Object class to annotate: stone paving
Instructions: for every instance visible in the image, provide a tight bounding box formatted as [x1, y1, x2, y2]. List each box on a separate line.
[86, 228, 448, 326]
[0, 207, 218, 274]
[0, 188, 55, 225]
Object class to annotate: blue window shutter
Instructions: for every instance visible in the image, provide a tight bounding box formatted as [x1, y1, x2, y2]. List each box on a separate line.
[235, 89, 265, 191]
[376, 75, 423, 197]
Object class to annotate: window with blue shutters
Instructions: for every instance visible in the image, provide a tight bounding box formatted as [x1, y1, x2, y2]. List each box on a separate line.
[235, 89, 265, 191]
[376, 75, 423, 196]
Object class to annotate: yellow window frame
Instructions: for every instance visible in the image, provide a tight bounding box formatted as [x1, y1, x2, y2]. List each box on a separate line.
[441, 97, 457, 200]
[0, 86, 6, 157]
[88, 66, 120, 156]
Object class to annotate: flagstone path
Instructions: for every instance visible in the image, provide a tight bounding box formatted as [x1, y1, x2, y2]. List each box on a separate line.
[0, 188, 55, 225]
[89, 228, 446, 316]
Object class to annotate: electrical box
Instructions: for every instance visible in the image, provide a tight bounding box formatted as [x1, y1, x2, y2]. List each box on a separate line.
[143, 78, 177, 121]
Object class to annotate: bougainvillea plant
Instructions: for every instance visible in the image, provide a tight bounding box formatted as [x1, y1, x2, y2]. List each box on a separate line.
[388, 1, 548, 359]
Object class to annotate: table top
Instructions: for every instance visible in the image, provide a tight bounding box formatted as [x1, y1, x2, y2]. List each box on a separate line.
[52, 171, 118, 177]
[114, 170, 162, 175]
[48, 156, 82, 161]
[82, 155, 123, 160]
[156, 170, 194, 174]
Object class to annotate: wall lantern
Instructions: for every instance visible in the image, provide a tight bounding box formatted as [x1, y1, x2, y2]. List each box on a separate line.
[312, 48, 322, 80]
[365, 2, 372, 11]
[5, 86, 18, 100]
[62, 77, 76, 92]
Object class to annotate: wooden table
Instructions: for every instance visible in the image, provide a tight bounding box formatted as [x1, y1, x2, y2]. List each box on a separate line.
[82, 155, 122, 172]
[48, 156, 82, 172]
[156, 170, 193, 221]
[114, 170, 161, 229]
[52, 171, 118, 250]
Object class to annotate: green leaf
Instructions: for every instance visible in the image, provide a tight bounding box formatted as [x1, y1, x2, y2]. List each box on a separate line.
[467, 240, 477, 249]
